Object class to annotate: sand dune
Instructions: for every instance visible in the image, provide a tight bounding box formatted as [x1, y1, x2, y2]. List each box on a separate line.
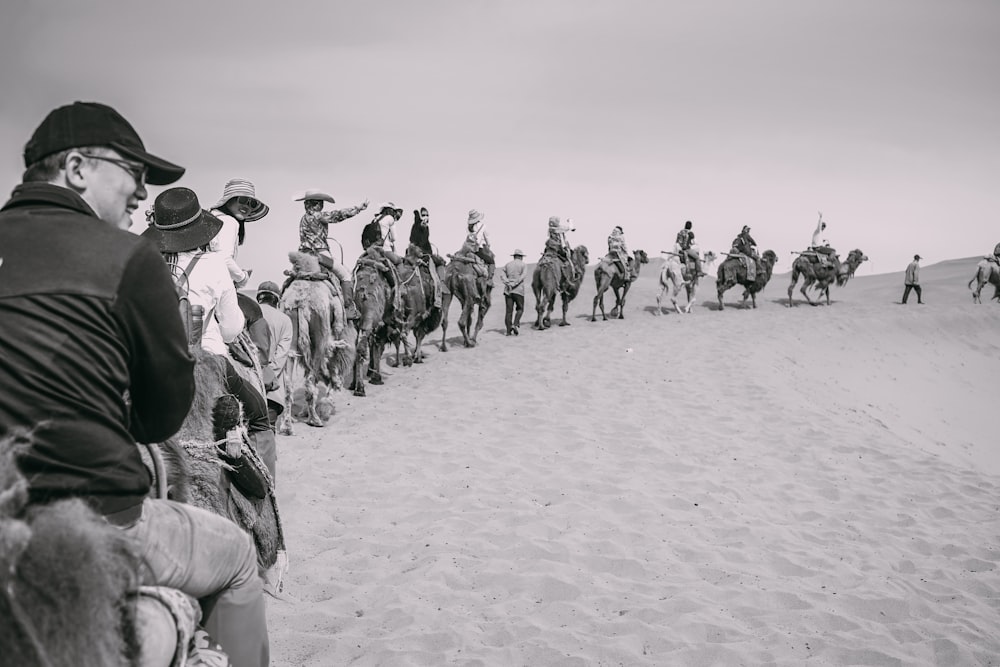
[266, 255, 1000, 666]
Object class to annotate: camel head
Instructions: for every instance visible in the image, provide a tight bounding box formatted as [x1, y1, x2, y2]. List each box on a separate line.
[760, 249, 778, 267]
[836, 249, 868, 286]
[635, 249, 649, 264]
[573, 245, 590, 266]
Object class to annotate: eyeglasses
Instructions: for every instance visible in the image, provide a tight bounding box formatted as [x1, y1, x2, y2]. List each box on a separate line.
[236, 196, 260, 208]
[81, 153, 147, 186]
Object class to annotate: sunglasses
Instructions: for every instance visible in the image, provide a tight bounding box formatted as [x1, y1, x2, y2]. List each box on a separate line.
[236, 196, 260, 208]
[81, 153, 147, 186]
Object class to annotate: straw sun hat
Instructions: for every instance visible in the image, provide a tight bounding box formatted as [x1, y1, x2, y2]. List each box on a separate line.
[212, 178, 269, 221]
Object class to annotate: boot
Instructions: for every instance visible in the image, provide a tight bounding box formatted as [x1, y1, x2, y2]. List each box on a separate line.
[694, 256, 706, 278]
[340, 279, 360, 320]
[248, 429, 276, 482]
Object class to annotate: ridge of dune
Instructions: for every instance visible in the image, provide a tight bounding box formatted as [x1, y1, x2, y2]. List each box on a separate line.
[266, 254, 999, 666]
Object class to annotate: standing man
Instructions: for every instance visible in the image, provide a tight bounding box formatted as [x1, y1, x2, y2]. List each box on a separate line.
[295, 189, 368, 319]
[500, 249, 527, 335]
[256, 281, 294, 429]
[0, 101, 268, 666]
[902, 254, 924, 304]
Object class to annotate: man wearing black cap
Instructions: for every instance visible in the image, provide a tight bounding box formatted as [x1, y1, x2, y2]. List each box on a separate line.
[0, 102, 269, 666]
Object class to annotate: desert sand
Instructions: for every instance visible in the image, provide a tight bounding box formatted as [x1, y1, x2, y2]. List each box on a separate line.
[265, 254, 999, 666]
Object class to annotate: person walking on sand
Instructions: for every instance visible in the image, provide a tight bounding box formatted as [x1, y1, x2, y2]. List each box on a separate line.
[901, 254, 924, 304]
[501, 249, 527, 335]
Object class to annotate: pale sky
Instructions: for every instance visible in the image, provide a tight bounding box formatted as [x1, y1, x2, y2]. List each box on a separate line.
[2, 0, 998, 282]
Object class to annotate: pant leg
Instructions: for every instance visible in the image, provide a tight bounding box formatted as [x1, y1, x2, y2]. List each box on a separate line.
[901, 284, 912, 303]
[914, 285, 923, 303]
[504, 294, 514, 332]
[125, 498, 269, 667]
[222, 357, 275, 477]
[319, 253, 350, 283]
[512, 294, 524, 327]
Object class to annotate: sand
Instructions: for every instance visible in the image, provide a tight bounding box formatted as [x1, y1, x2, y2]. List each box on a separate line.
[265, 254, 1000, 666]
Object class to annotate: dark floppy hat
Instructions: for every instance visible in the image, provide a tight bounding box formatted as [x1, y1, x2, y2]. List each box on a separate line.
[914, 254, 922, 260]
[142, 187, 223, 253]
[23, 101, 185, 186]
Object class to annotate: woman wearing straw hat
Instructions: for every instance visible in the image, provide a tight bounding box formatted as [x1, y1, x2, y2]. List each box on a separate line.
[143, 187, 277, 479]
[209, 177, 270, 288]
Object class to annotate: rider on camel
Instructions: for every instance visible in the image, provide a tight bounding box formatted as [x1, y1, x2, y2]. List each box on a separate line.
[454, 209, 495, 283]
[608, 225, 634, 281]
[990, 242, 1000, 265]
[675, 220, 706, 277]
[291, 189, 368, 319]
[730, 225, 758, 281]
[808, 212, 837, 268]
[545, 216, 577, 280]
[409, 206, 444, 307]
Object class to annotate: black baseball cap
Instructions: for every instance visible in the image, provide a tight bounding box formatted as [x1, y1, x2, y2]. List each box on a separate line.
[23, 101, 185, 185]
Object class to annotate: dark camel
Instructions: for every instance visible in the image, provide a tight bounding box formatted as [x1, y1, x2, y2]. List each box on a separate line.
[390, 244, 443, 365]
[590, 249, 649, 321]
[716, 249, 778, 309]
[440, 250, 493, 350]
[532, 245, 589, 329]
[350, 253, 396, 397]
[787, 248, 868, 307]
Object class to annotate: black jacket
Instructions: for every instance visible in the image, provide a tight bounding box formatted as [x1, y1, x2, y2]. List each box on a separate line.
[0, 183, 195, 515]
[409, 221, 432, 256]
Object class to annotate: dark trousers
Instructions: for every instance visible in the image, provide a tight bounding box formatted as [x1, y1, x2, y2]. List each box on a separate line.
[901, 284, 923, 304]
[504, 293, 524, 333]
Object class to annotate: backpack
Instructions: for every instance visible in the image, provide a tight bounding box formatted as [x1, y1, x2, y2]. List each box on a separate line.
[168, 254, 204, 347]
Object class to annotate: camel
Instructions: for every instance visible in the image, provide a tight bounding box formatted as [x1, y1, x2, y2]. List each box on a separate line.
[390, 245, 443, 365]
[279, 252, 355, 430]
[590, 249, 649, 321]
[531, 245, 589, 329]
[787, 248, 868, 307]
[440, 250, 493, 350]
[351, 252, 397, 396]
[716, 249, 778, 309]
[968, 259, 1000, 304]
[656, 251, 701, 314]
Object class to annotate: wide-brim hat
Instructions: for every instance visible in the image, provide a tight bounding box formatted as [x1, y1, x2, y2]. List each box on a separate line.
[512, 249, 525, 257]
[295, 189, 336, 204]
[548, 216, 560, 228]
[212, 178, 269, 221]
[23, 101, 185, 186]
[468, 209, 485, 225]
[142, 187, 223, 253]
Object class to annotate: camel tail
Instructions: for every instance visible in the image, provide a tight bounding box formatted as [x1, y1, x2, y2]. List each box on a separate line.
[329, 322, 356, 390]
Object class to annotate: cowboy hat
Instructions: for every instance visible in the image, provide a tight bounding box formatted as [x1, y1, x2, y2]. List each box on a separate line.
[212, 178, 269, 221]
[23, 101, 185, 186]
[141, 187, 223, 253]
[295, 189, 336, 204]
[512, 249, 525, 257]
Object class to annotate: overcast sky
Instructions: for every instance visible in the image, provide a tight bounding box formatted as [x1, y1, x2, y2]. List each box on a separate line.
[2, 0, 998, 282]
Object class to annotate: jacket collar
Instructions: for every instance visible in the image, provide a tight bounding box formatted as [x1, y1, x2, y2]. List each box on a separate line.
[1, 182, 99, 218]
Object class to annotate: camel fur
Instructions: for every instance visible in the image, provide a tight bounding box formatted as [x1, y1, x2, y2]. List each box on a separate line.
[280, 251, 355, 429]
[532, 245, 589, 329]
[716, 249, 778, 310]
[591, 249, 649, 321]
[0, 432, 141, 667]
[390, 244, 443, 366]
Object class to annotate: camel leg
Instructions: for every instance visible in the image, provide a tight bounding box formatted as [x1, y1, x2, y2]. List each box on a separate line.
[534, 288, 546, 329]
[304, 374, 324, 427]
[353, 333, 369, 397]
[717, 284, 727, 310]
[369, 339, 385, 385]
[439, 292, 452, 351]
[559, 292, 571, 326]
[473, 303, 487, 343]
[278, 355, 296, 435]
